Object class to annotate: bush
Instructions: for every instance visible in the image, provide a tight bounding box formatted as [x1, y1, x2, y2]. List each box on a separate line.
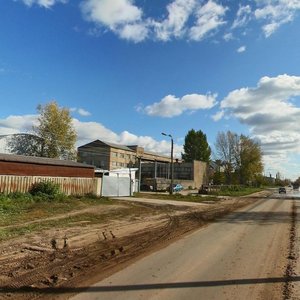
[8, 192, 34, 204]
[29, 181, 61, 198]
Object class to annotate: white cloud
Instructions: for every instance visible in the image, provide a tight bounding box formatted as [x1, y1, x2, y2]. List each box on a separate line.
[80, 0, 148, 42]
[189, 0, 227, 41]
[219, 74, 300, 178]
[143, 93, 217, 118]
[255, 0, 300, 37]
[118, 130, 182, 157]
[80, 0, 228, 42]
[232, 5, 252, 29]
[0, 115, 183, 158]
[15, 0, 300, 42]
[72, 119, 119, 146]
[237, 45, 246, 53]
[0, 115, 38, 132]
[77, 108, 91, 117]
[223, 32, 234, 41]
[211, 110, 224, 121]
[18, 0, 67, 8]
[81, 0, 142, 27]
[70, 107, 91, 117]
[153, 0, 196, 41]
[118, 23, 149, 42]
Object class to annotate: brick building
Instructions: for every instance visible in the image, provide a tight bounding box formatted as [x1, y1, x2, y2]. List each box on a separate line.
[78, 140, 208, 190]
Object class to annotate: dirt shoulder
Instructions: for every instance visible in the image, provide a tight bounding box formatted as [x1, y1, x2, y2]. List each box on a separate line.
[0, 193, 270, 300]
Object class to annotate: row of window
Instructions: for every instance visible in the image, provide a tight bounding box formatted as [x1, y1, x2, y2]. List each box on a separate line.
[111, 152, 134, 160]
[112, 162, 131, 167]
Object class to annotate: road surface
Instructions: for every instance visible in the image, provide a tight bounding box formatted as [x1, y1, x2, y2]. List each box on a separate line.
[71, 194, 295, 300]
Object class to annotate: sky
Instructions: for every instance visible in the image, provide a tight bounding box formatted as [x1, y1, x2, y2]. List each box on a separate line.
[1, 0, 300, 180]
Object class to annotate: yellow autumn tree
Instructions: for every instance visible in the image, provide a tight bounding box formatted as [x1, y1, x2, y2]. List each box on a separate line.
[33, 101, 77, 160]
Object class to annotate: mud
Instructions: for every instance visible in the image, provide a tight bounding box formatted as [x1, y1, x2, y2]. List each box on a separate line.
[283, 199, 297, 300]
[0, 197, 261, 300]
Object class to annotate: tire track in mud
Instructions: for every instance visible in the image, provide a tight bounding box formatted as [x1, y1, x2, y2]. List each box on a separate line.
[283, 199, 297, 300]
[0, 199, 255, 300]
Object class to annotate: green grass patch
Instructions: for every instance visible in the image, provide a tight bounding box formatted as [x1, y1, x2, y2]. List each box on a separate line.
[0, 200, 163, 242]
[208, 187, 263, 197]
[0, 193, 116, 227]
[134, 192, 220, 203]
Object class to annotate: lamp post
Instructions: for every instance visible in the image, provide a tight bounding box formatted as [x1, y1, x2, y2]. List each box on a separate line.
[161, 132, 174, 195]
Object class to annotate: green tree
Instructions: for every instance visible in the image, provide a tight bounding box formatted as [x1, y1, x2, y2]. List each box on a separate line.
[215, 131, 239, 184]
[33, 101, 77, 160]
[7, 133, 44, 156]
[238, 135, 263, 185]
[182, 129, 211, 162]
[215, 131, 264, 185]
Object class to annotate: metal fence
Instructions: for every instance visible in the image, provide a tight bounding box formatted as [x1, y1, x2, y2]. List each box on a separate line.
[0, 175, 101, 196]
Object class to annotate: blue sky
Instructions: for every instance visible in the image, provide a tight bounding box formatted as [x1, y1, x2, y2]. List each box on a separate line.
[1, 0, 300, 180]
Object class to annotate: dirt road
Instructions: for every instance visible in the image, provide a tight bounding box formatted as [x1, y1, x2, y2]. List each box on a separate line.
[1, 191, 296, 300]
[71, 196, 294, 300]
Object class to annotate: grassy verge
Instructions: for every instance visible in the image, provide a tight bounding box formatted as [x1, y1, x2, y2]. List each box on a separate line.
[0, 193, 174, 242]
[0, 193, 115, 227]
[207, 187, 263, 197]
[0, 209, 129, 241]
[135, 187, 264, 200]
[134, 192, 220, 203]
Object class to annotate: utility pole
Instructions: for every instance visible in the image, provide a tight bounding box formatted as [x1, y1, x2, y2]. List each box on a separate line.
[162, 132, 174, 195]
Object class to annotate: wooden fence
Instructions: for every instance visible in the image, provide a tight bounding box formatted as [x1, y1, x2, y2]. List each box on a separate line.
[0, 175, 101, 196]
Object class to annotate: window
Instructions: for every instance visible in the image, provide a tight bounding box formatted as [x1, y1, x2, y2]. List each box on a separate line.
[112, 152, 118, 158]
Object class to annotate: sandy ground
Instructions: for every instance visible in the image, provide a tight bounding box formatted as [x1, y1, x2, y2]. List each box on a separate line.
[0, 191, 273, 300]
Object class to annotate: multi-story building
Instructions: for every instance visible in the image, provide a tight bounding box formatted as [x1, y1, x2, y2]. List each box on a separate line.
[78, 139, 208, 189]
[77, 140, 171, 170]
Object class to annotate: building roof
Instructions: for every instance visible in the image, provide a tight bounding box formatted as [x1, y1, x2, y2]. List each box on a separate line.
[103, 141, 134, 152]
[0, 153, 95, 169]
[78, 140, 135, 152]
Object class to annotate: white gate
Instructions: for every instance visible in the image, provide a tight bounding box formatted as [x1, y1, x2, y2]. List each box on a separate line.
[102, 175, 133, 197]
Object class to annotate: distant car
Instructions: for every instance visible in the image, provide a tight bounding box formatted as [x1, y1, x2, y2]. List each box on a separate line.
[279, 187, 286, 194]
[169, 183, 184, 193]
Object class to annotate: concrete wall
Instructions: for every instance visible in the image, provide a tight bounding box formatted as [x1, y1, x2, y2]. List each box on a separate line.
[142, 160, 208, 190]
[193, 160, 208, 189]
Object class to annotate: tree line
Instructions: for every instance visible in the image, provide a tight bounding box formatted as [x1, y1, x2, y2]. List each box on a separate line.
[182, 129, 264, 186]
[8, 101, 264, 186]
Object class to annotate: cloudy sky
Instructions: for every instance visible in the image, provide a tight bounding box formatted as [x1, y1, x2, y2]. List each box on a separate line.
[1, 0, 300, 180]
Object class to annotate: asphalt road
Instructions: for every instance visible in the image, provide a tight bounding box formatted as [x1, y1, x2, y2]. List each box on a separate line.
[71, 194, 293, 300]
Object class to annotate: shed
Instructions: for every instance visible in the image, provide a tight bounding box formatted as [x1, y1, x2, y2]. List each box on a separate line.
[0, 153, 95, 178]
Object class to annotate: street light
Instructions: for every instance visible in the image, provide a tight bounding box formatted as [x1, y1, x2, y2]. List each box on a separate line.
[161, 132, 174, 195]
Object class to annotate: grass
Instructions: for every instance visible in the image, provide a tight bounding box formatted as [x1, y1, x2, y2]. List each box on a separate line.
[134, 192, 220, 203]
[0, 209, 130, 241]
[0, 193, 116, 227]
[0, 187, 264, 242]
[0, 192, 172, 242]
[207, 187, 263, 197]
[135, 186, 264, 201]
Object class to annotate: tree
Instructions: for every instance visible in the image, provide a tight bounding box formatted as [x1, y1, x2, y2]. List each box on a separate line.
[238, 135, 263, 185]
[33, 101, 77, 160]
[7, 102, 77, 160]
[7, 134, 44, 156]
[215, 131, 263, 185]
[182, 129, 211, 163]
[214, 131, 239, 184]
